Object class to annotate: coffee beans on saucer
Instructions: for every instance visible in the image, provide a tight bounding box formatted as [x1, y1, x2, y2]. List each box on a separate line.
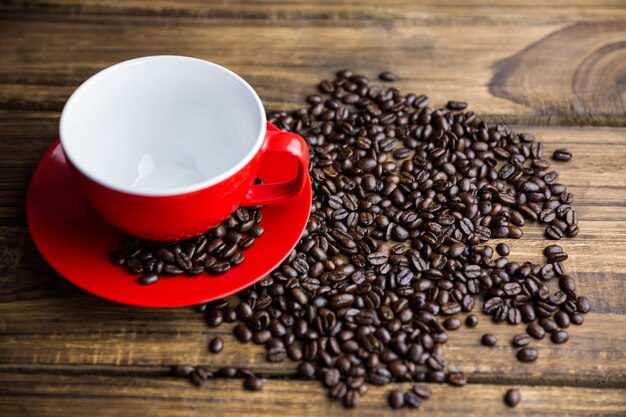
[168, 70, 587, 409]
[110, 206, 264, 283]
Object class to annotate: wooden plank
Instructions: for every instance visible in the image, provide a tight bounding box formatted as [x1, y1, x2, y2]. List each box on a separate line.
[0, 2, 625, 125]
[0, 373, 624, 417]
[0, 228, 624, 383]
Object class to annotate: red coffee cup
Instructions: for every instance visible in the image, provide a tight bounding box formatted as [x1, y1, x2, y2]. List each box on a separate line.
[59, 56, 309, 241]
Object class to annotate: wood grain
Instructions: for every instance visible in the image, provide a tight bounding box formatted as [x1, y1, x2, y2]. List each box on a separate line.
[0, 373, 624, 417]
[1, 1, 625, 125]
[1, 1, 625, 416]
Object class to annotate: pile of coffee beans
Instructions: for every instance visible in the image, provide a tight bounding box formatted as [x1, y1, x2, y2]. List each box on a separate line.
[110, 206, 264, 284]
[173, 70, 589, 409]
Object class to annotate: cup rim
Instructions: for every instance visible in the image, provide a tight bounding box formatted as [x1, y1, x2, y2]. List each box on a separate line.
[59, 55, 267, 197]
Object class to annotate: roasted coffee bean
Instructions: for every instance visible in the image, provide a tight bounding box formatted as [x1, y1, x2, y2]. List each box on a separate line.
[379, 71, 397, 81]
[217, 367, 238, 378]
[388, 390, 404, 408]
[205, 309, 223, 327]
[138, 273, 159, 285]
[126, 258, 144, 274]
[481, 334, 497, 347]
[233, 323, 253, 342]
[527, 322, 546, 340]
[553, 149, 573, 161]
[545, 225, 564, 240]
[465, 314, 479, 327]
[404, 391, 422, 408]
[209, 337, 224, 353]
[576, 296, 591, 314]
[551, 330, 569, 344]
[512, 334, 531, 347]
[504, 388, 521, 407]
[554, 311, 571, 328]
[446, 100, 468, 111]
[244, 375, 264, 391]
[171, 364, 195, 377]
[496, 243, 510, 256]
[444, 318, 462, 330]
[517, 347, 538, 362]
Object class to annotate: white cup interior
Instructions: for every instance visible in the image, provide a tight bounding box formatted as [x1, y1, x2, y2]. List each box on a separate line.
[60, 56, 266, 196]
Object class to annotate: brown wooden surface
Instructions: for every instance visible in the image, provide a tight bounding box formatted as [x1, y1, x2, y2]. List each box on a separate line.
[0, 1, 625, 416]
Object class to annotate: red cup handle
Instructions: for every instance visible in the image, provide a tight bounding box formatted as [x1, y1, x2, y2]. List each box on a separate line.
[241, 122, 309, 206]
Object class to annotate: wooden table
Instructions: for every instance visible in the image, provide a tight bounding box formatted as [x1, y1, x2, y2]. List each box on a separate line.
[1, 1, 625, 415]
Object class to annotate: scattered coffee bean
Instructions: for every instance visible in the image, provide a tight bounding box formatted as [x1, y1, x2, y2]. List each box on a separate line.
[137, 273, 158, 285]
[379, 71, 397, 81]
[504, 388, 521, 407]
[444, 318, 462, 331]
[404, 390, 421, 408]
[496, 243, 510, 256]
[551, 330, 569, 344]
[512, 334, 531, 347]
[388, 390, 404, 408]
[517, 347, 538, 362]
[481, 334, 497, 347]
[446, 100, 468, 111]
[553, 149, 573, 161]
[209, 337, 224, 353]
[527, 322, 546, 340]
[171, 364, 195, 377]
[465, 314, 479, 327]
[244, 375, 264, 391]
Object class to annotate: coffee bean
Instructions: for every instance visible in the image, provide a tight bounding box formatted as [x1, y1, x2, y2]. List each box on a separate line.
[481, 334, 497, 347]
[446, 100, 468, 111]
[244, 375, 263, 391]
[527, 322, 546, 340]
[205, 309, 223, 327]
[208, 337, 223, 353]
[379, 71, 397, 81]
[126, 258, 144, 274]
[512, 334, 531, 347]
[138, 273, 158, 285]
[404, 391, 422, 408]
[233, 323, 253, 342]
[576, 296, 591, 314]
[504, 388, 521, 407]
[388, 390, 404, 408]
[517, 347, 538, 362]
[444, 318, 462, 330]
[217, 367, 238, 378]
[554, 311, 571, 328]
[496, 243, 510, 256]
[570, 313, 584, 325]
[545, 225, 564, 240]
[551, 330, 569, 344]
[465, 314, 479, 327]
[298, 362, 316, 379]
[171, 364, 195, 377]
[553, 149, 573, 161]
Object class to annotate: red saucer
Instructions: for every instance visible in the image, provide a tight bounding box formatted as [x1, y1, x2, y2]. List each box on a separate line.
[26, 141, 311, 308]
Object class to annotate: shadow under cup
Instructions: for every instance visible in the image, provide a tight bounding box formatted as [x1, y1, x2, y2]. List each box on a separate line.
[59, 56, 303, 241]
